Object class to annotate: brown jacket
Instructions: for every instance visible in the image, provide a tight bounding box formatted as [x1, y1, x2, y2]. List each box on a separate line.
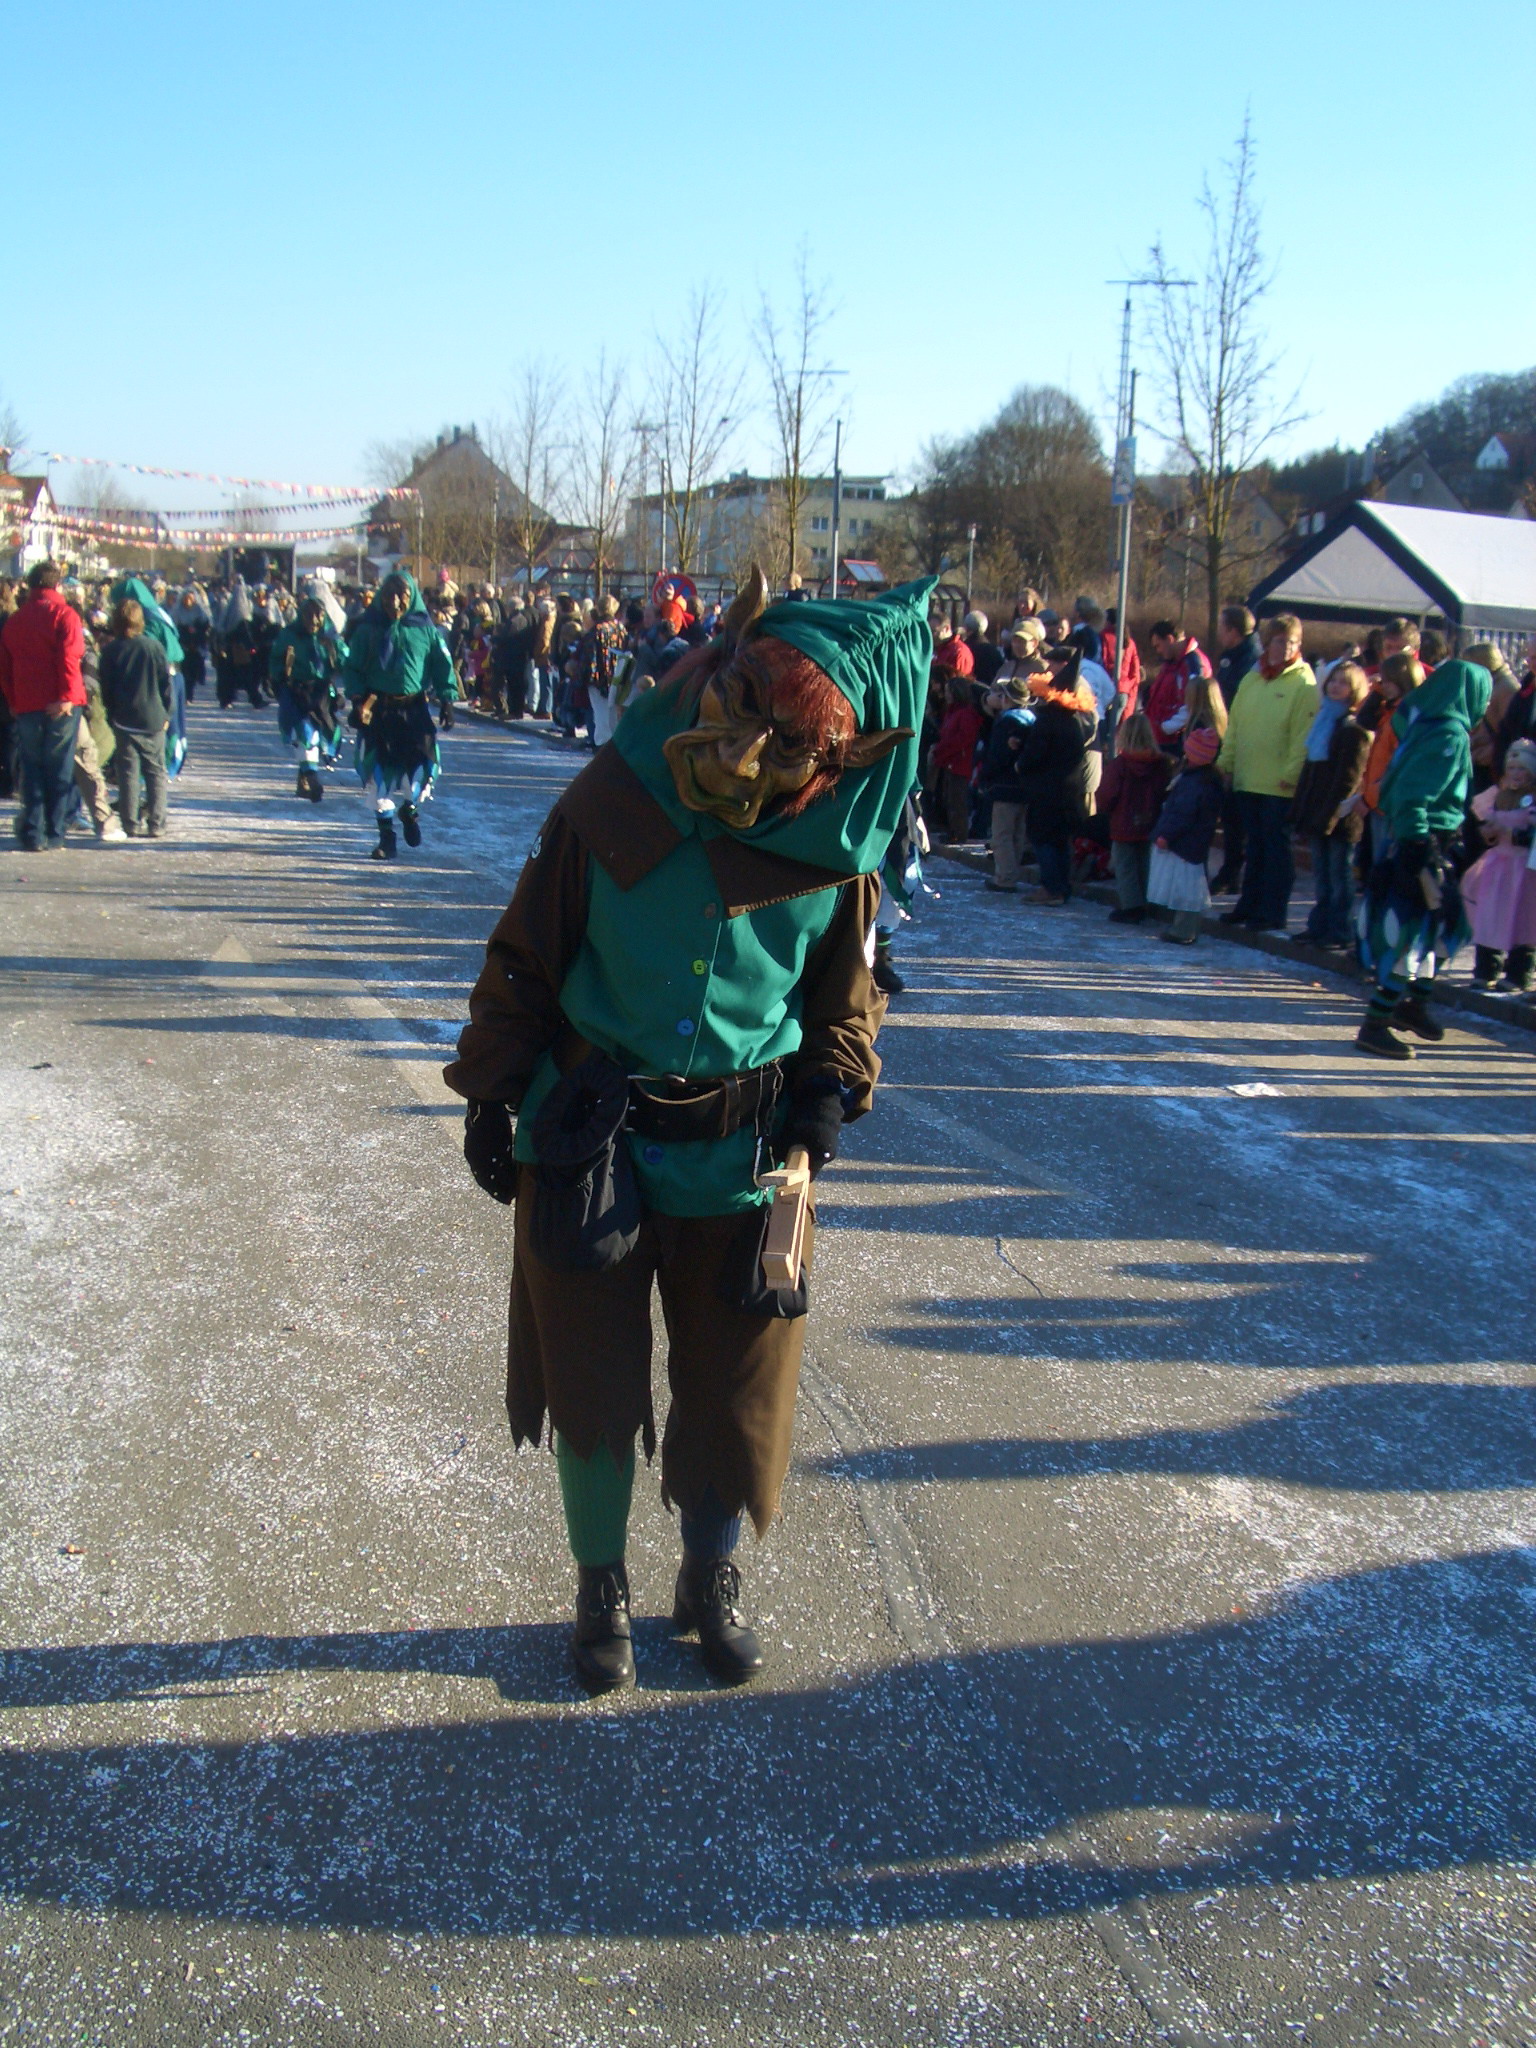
[1290, 716, 1371, 841]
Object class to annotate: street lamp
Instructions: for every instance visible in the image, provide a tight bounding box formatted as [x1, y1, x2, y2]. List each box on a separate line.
[966, 523, 977, 606]
[803, 367, 847, 595]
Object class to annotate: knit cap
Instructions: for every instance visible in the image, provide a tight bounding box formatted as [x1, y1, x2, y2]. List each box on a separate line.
[1183, 726, 1221, 766]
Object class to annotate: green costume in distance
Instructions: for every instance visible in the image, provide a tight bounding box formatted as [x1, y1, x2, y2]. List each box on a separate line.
[111, 576, 188, 776]
[341, 571, 458, 851]
[270, 621, 346, 767]
[1360, 658, 1492, 991]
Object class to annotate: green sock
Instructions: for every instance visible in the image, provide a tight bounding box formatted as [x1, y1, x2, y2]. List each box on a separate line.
[555, 1434, 636, 1566]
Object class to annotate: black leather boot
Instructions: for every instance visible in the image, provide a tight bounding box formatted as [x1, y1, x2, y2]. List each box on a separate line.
[1356, 1015, 1414, 1061]
[572, 1562, 635, 1694]
[871, 940, 905, 995]
[672, 1557, 765, 1685]
[399, 801, 422, 847]
[370, 816, 398, 861]
[1394, 985, 1445, 1042]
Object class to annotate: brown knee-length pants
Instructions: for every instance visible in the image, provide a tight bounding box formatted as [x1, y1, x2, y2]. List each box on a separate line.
[507, 1168, 812, 1535]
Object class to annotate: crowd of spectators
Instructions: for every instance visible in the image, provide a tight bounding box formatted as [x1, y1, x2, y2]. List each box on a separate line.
[913, 594, 1536, 1007]
[7, 555, 1532, 1038]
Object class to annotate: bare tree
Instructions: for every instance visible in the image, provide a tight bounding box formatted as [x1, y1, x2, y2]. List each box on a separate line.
[567, 351, 636, 597]
[0, 392, 26, 472]
[755, 249, 837, 586]
[487, 362, 566, 599]
[362, 436, 428, 493]
[651, 288, 744, 576]
[1144, 118, 1306, 645]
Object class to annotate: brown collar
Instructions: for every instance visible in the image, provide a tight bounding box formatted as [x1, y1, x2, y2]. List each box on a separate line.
[558, 743, 851, 916]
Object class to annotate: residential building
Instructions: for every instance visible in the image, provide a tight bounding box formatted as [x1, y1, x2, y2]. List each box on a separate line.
[0, 474, 61, 575]
[624, 472, 890, 581]
[367, 424, 557, 585]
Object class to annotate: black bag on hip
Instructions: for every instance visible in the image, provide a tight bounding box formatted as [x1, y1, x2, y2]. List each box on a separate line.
[527, 1052, 641, 1272]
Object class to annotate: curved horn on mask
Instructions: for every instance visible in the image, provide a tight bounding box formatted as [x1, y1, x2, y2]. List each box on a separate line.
[721, 563, 768, 649]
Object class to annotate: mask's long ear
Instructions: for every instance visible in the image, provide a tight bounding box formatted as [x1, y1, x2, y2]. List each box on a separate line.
[721, 564, 768, 649]
[841, 725, 914, 771]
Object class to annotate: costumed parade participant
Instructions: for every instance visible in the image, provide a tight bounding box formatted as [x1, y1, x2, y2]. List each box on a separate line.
[271, 596, 346, 801]
[175, 586, 211, 702]
[110, 574, 188, 776]
[1355, 654, 1491, 1059]
[872, 784, 931, 993]
[444, 568, 930, 1694]
[342, 570, 458, 860]
[214, 577, 263, 708]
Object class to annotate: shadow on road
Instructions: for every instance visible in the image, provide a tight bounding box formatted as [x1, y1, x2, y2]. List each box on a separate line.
[1, 1550, 1531, 1937]
[812, 1381, 1536, 1493]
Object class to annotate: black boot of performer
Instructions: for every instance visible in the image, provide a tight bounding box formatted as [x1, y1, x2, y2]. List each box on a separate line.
[398, 800, 423, 847]
[1394, 982, 1445, 1042]
[305, 766, 324, 803]
[872, 937, 905, 995]
[572, 1562, 635, 1693]
[371, 814, 398, 861]
[673, 1556, 765, 1685]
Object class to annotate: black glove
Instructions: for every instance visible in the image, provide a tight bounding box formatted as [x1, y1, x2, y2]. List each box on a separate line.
[464, 1098, 517, 1204]
[439, 703, 456, 730]
[779, 1076, 846, 1178]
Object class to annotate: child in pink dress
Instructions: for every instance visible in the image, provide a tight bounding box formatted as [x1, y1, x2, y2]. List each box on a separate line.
[1462, 737, 1536, 992]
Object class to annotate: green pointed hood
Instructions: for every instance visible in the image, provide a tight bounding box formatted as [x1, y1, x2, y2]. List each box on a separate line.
[614, 576, 935, 877]
[365, 569, 429, 623]
[111, 575, 184, 666]
[1391, 657, 1491, 738]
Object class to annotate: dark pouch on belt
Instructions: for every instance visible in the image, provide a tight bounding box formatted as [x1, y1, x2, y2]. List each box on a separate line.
[528, 1052, 641, 1272]
[715, 1201, 810, 1321]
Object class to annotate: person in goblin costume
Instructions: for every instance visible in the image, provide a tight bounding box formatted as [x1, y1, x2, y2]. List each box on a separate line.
[445, 568, 933, 1692]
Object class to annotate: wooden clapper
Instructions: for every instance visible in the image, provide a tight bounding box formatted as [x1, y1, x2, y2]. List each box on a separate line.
[757, 1147, 811, 1290]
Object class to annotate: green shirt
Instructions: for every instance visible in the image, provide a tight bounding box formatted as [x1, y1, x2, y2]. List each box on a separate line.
[514, 830, 843, 1216]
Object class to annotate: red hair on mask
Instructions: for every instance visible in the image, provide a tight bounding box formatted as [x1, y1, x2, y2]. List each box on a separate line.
[660, 632, 856, 818]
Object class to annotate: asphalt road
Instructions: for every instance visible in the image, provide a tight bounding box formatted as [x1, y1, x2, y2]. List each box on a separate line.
[1, 700, 1532, 2048]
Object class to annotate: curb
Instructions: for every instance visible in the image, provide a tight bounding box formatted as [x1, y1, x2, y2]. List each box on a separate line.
[929, 842, 1536, 1038]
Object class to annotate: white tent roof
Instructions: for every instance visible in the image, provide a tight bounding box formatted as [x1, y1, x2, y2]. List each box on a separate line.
[1263, 521, 1437, 614]
[1253, 501, 1536, 631]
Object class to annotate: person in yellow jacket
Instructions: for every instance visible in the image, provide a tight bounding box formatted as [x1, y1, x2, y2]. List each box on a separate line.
[1216, 612, 1317, 931]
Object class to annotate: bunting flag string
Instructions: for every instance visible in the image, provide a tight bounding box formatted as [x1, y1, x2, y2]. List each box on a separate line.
[41, 453, 419, 502]
[48, 509, 373, 546]
[55, 500, 385, 524]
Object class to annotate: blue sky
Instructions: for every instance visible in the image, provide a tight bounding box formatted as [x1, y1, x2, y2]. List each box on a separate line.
[8, 0, 1531, 498]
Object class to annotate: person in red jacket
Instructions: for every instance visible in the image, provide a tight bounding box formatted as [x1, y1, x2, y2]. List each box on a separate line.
[1143, 620, 1212, 756]
[0, 562, 86, 851]
[929, 676, 982, 841]
[1102, 605, 1142, 723]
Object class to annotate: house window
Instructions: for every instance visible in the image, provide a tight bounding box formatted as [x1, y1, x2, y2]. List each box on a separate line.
[810, 515, 829, 532]
[1411, 471, 1424, 489]
[810, 546, 828, 562]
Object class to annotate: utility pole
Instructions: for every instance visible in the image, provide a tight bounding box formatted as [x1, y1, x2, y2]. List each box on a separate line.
[1106, 277, 1190, 716]
[829, 418, 842, 601]
[1112, 368, 1136, 688]
[490, 483, 499, 589]
[633, 422, 661, 597]
[966, 522, 977, 607]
